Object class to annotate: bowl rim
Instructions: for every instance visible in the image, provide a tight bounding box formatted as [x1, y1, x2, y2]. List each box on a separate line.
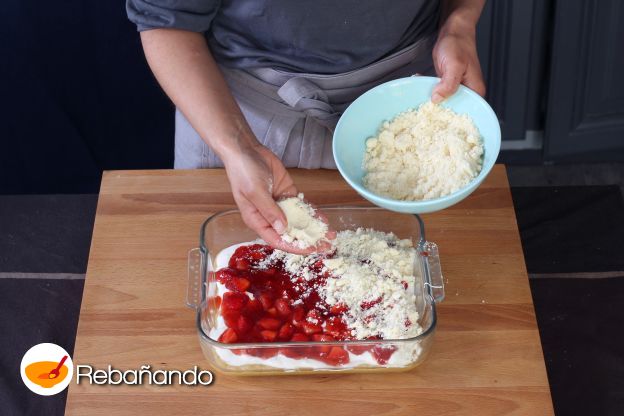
[196, 207, 439, 349]
[332, 75, 501, 210]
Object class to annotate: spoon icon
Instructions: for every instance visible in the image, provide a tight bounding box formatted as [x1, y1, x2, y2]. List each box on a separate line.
[38, 355, 68, 380]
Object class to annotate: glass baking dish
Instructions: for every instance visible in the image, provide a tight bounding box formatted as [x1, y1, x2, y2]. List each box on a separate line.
[187, 207, 444, 375]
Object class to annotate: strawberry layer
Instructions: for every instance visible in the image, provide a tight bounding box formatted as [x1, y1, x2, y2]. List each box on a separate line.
[207, 242, 423, 370]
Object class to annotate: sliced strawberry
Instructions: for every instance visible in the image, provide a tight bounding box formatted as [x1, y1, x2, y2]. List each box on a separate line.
[263, 267, 277, 276]
[361, 296, 383, 310]
[222, 292, 248, 311]
[291, 306, 306, 328]
[330, 303, 348, 315]
[228, 246, 253, 268]
[324, 316, 348, 338]
[257, 317, 281, 330]
[218, 328, 238, 344]
[312, 259, 324, 270]
[322, 346, 350, 365]
[266, 307, 278, 317]
[243, 299, 263, 319]
[281, 333, 311, 359]
[346, 344, 371, 355]
[222, 311, 240, 329]
[258, 292, 274, 311]
[292, 276, 306, 285]
[259, 330, 277, 342]
[215, 267, 237, 283]
[237, 315, 254, 334]
[290, 333, 309, 342]
[244, 348, 262, 357]
[312, 334, 335, 342]
[312, 334, 334, 354]
[306, 309, 321, 321]
[258, 347, 278, 358]
[302, 322, 323, 335]
[233, 258, 250, 271]
[372, 345, 397, 365]
[274, 298, 291, 317]
[278, 323, 295, 340]
[231, 245, 250, 257]
[282, 347, 305, 359]
[225, 277, 250, 292]
[248, 250, 265, 261]
[401, 280, 408, 290]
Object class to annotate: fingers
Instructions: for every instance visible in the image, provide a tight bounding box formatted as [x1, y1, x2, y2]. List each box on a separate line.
[235, 190, 314, 255]
[251, 188, 288, 235]
[266, 153, 298, 199]
[235, 193, 298, 250]
[273, 201, 337, 254]
[234, 193, 274, 238]
[238, 192, 337, 255]
[231, 155, 335, 254]
[432, 61, 464, 104]
[462, 64, 486, 97]
[274, 183, 298, 200]
[273, 236, 334, 256]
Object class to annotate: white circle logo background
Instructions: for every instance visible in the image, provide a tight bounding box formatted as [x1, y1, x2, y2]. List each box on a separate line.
[20, 343, 74, 396]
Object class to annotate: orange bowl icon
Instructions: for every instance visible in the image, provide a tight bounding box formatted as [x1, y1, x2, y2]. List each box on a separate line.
[25, 360, 69, 388]
[21, 343, 73, 396]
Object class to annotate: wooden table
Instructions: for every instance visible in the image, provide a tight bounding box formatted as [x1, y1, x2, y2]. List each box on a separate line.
[66, 165, 554, 415]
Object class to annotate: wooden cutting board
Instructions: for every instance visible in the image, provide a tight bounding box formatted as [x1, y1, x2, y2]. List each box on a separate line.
[65, 165, 554, 415]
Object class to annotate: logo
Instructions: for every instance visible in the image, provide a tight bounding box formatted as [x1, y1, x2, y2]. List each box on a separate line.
[21, 343, 74, 396]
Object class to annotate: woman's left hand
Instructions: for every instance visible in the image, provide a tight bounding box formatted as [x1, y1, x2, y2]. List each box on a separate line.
[431, 18, 485, 103]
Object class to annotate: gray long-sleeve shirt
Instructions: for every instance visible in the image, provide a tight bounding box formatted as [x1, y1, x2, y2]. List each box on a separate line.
[127, 0, 439, 74]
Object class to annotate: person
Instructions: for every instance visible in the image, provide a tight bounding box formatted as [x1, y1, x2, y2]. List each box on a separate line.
[126, 0, 485, 251]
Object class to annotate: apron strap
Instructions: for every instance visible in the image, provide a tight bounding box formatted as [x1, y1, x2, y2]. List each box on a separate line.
[222, 69, 340, 166]
[216, 33, 435, 168]
[277, 77, 341, 131]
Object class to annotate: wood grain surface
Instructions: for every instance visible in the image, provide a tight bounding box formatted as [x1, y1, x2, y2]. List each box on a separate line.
[65, 165, 554, 415]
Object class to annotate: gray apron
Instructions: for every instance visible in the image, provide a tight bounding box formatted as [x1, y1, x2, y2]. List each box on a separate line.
[174, 34, 435, 169]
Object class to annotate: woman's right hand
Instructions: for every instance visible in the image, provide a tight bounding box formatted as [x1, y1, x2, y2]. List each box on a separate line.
[222, 144, 333, 254]
[139, 30, 332, 252]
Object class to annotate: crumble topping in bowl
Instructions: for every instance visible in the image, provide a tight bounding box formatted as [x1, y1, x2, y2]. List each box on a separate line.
[363, 101, 484, 201]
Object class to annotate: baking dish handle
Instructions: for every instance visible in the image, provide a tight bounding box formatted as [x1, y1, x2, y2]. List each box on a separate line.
[422, 241, 445, 303]
[186, 248, 203, 309]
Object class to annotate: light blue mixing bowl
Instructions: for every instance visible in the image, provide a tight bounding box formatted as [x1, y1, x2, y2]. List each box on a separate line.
[333, 76, 501, 214]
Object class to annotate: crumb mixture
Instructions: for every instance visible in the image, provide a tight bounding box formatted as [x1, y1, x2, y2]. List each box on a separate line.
[363, 101, 484, 201]
[277, 193, 328, 248]
[258, 228, 422, 340]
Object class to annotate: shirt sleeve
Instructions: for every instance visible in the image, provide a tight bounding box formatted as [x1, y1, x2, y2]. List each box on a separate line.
[126, 0, 221, 32]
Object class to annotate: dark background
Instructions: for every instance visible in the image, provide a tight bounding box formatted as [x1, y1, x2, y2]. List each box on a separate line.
[1, 0, 173, 194]
[2, 0, 624, 195]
